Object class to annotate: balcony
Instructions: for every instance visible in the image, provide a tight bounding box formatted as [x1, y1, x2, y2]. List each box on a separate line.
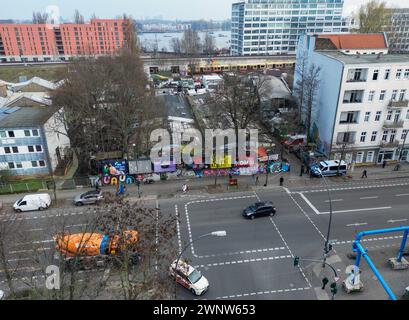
[346, 78, 367, 83]
[336, 139, 356, 145]
[383, 120, 404, 129]
[388, 100, 409, 109]
[380, 141, 400, 148]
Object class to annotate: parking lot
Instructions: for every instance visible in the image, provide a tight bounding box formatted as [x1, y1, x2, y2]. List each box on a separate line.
[174, 190, 316, 300]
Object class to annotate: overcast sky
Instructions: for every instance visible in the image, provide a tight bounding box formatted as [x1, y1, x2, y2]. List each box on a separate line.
[0, 0, 406, 21]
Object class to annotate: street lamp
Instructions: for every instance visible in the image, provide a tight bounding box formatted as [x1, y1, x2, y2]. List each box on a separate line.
[174, 230, 227, 298]
[318, 172, 334, 266]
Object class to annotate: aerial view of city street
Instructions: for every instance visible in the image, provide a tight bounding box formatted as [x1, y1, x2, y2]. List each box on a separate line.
[1, 0, 409, 313]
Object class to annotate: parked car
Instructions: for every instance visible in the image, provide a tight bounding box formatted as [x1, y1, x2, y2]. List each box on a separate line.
[13, 194, 51, 213]
[282, 135, 306, 152]
[169, 260, 209, 296]
[243, 202, 276, 220]
[310, 160, 348, 177]
[73, 190, 103, 206]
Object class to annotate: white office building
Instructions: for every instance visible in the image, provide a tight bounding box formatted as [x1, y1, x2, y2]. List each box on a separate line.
[294, 33, 409, 165]
[231, 0, 348, 56]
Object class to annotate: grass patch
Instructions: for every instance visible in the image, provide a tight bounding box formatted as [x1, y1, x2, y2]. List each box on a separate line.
[0, 65, 66, 82]
[0, 180, 46, 194]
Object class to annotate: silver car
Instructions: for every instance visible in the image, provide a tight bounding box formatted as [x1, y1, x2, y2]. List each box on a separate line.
[73, 190, 103, 206]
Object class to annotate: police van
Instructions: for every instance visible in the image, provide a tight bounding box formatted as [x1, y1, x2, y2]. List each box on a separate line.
[310, 160, 348, 177]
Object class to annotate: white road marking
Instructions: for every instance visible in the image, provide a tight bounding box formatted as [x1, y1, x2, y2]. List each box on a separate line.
[388, 219, 408, 223]
[299, 193, 320, 215]
[396, 194, 409, 197]
[196, 247, 286, 259]
[215, 287, 311, 299]
[325, 199, 343, 202]
[320, 207, 391, 215]
[346, 223, 368, 227]
[333, 235, 403, 245]
[360, 196, 378, 200]
[175, 205, 182, 255]
[185, 195, 257, 258]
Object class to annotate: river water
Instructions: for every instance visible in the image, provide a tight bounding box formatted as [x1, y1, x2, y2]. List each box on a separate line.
[138, 30, 231, 52]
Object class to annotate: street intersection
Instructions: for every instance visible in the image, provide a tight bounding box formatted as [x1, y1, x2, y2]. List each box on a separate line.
[1, 177, 409, 300]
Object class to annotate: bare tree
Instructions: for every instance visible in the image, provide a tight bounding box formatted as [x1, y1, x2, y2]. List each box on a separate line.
[203, 33, 216, 55]
[73, 10, 85, 24]
[358, 0, 389, 33]
[181, 29, 201, 75]
[32, 11, 49, 24]
[170, 38, 182, 55]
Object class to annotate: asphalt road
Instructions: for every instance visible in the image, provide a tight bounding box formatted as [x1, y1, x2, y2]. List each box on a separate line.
[2, 178, 409, 300]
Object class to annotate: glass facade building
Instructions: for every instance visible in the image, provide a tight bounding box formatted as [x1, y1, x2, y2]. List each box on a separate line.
[231, 0, 348, 56]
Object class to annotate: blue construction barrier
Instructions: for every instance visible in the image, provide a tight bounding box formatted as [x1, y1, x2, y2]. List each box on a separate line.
[352, 226, 409, 300]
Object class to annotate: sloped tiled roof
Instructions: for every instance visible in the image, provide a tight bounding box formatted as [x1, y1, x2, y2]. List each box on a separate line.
[316, 34, 387, 50]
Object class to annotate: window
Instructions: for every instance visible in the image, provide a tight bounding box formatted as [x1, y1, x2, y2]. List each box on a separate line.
[380, 90, 386, 101]
[39, 160, 46, 167]
[28, 146, 34, 152]
[0, 131, 5, 138]
[337, 132, 356, 144]
[394, 110, 401, 122]
[4, 147, 11, 154]
[387, 110, 393, 121]
[406, 110, 409, 120]
[371, 131, 377, 142]
[384, 69, 390, 80]
[32, 129, 39, 137]
[382, 130, 388, 141]
[360, 132, 367, 142]
[372, 69, 379, 80]
[24, 130, 31, 137]
[390, 130, 396, 142]
[402, 129, 409, 140]
[8, 162, 15, 169]
[364, 112, 371, 122]
[16, 162, 22, 169]
[356, 152, 364, 163]
[368, 91, 375, 102]
[35, 145, 42, 152]
[8, 131, 15, 138]
[399, 89, 407, 101]
[404, 69, 409, 79]
[340, 111, 359, 124]
[375, 111, 382, 121]
[31, 161, 38, 168]
[396, 69, 402, 80]
[12, 146, 18, 153]
[367, 151, 375, 162]
[392, 90, 398, 101]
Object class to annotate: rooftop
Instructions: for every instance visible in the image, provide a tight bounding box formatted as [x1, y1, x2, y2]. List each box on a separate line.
[10, 76, 58, 92]
[0, 106, 59, 128]
[318, 51, 409, 65]
[315, 33, 387, 50]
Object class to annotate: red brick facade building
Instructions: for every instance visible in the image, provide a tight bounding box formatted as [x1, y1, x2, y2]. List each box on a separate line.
[0, 19, 127, 62]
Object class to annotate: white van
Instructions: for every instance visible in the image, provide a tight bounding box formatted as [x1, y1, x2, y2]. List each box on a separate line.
[311, 160, 348, 177]
[13, 194, 51, 212]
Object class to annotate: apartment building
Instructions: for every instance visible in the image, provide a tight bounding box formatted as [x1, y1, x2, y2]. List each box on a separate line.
[0, 19, 127, 62]
[0, 78, 70, 177]
[231, 0, 348, 56]
[387, 8, 409, 54]
[294, 33, 409, 165]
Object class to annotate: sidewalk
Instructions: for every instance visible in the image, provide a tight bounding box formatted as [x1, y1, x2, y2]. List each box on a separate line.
[1, 158, 409, 205]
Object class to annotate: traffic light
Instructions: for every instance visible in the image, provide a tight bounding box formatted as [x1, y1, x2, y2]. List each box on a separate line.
[293, 256, 300, 267]
[330, 282, 338, 296]
[321, 277, 329, 290]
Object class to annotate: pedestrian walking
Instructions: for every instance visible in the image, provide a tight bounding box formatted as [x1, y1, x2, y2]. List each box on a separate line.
[279, 177, 284, 186]
[361, 169, 367, 179]
[255, 174, 259, 186]
[382, 160, 387, 168]
[300, 165, 305, 177]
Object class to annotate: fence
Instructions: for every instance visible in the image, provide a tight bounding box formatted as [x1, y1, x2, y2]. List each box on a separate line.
[0, 181, 47, 195]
